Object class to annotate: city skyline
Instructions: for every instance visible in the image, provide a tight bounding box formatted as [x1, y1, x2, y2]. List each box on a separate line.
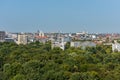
[0, 0, 120, 33]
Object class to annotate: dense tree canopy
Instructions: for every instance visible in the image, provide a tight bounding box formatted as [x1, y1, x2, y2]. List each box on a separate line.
[0, 42, 119, 80]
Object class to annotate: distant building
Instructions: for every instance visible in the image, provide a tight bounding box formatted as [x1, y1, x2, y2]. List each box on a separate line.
[76, 31, 89, 40]
[71, 41, 96, 49]
[51, 36, 66, 50]
[112, 40, 120, 52]
[25, 33, 34, 43]
[35, 31, 48, 43]
[5, 38, 15, 42]
[0, 31, 5, 42]
[17, 34, 28, 45]
[89, 34, 97, 40]
[52, 41, 65, 50]
[71, 42, 80, 48]
[39, 31, 45, 37]
[6, 32, 18, 42]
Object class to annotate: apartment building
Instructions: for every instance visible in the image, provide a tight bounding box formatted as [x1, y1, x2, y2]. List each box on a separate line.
[17, 34, 28, 45]
[0, 31, 5, 42]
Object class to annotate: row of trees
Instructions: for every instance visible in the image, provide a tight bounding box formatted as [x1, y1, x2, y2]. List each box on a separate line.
[0, 41, 119, 80]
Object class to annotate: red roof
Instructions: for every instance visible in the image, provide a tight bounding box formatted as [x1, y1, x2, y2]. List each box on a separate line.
[35, 36, 47, 39]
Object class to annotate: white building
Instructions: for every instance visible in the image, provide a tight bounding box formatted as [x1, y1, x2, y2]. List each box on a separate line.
[71, 41, 96, 49]
[112, 41, 120, 52]
[6, 33, 18, 41]
[52, 41, 65, 50]
[39, 31, 45, 37]
[92, 35, 96, 39]
[17, 34, 28, 45]
[51, 37, 66, 50]
[71, 42, 80, 48]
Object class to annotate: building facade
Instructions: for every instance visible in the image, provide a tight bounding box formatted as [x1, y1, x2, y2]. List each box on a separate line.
[112, 40, 120, 52]
[17, 34, 28, 45]
[71, 41, 96, 49]
[51, 37, 66, 50]
[0, 31, 5, 42]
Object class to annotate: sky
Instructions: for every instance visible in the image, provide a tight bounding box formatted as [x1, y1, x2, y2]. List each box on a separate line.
[0, 0, 120, 33]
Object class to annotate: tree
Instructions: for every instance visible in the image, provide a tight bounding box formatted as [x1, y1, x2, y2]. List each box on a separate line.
[11, 74, 25, 80]
[65, 42, 70, 50]
[22, 60, 41, 80]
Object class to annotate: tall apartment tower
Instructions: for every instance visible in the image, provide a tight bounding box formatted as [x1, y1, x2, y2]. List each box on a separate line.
[0, 31, 5, 42]
[17, 34, 28, 45]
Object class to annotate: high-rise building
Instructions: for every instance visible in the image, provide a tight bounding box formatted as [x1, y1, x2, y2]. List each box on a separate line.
[0, 31, 5, 42]
[17, 34, 28, 45]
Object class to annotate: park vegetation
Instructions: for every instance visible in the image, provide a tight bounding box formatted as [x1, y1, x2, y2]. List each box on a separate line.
[0, 41, 120, 80]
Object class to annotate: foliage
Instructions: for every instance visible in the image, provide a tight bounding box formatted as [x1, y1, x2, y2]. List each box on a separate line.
[0, 42, 119, 80]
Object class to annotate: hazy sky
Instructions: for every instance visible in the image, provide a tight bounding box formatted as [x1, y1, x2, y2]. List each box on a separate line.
[0, 0, 120, 33]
